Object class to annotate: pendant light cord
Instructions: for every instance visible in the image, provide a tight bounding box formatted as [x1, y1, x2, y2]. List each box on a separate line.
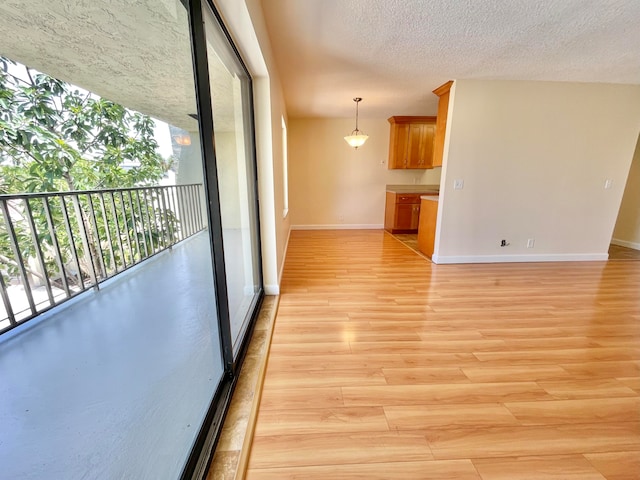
[353, 97, 362, 134]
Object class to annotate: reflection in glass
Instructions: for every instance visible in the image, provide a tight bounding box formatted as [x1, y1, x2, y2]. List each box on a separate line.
[203, 5, 261, 354]
[0, 1, 224, 478]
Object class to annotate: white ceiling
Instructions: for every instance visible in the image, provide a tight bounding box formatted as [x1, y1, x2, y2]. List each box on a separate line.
[261, 0, 640, 118]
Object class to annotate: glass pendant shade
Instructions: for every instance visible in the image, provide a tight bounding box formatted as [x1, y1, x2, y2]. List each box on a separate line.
[344, 132, 368, 148]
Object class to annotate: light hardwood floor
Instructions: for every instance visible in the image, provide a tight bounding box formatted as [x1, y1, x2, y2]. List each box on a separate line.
[609, 244, 640, 261]
[245, 230, 640, 479]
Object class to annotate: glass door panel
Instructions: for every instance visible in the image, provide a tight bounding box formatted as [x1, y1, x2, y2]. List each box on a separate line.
[0, 1, 224, 478]
[202, 6, 261, 355]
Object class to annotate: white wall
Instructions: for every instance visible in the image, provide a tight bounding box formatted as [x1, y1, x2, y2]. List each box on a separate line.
[174, 133, 209, 224]
[175, 133, 204, 187]
[612, 135, 640, 249]
[215, 0, 290, 294]
[289, 117, 442, 228]
[214, 132, 241, 229]
[435, 80, 640, 263]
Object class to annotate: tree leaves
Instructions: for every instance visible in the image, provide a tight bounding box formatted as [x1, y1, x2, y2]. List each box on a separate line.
[0, 55, 174, 194]
[0, 56, 180, 293]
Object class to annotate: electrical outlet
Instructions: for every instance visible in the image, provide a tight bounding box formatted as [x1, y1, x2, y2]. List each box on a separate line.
[453, 179, 464, 190]
[338, 214, 344, 222]
[500, 239, 509, 247]
[527, 238, 535, 248]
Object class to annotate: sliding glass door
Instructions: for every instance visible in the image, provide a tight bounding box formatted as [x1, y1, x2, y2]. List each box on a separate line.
[0, 0, 263, 478]
[202, 5, 262, 355]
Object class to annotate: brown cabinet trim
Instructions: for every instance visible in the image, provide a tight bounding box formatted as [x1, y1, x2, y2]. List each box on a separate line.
[432, 80, 453, 168]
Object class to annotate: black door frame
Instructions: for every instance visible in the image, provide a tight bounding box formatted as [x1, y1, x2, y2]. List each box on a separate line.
[181, 0, 265, 478]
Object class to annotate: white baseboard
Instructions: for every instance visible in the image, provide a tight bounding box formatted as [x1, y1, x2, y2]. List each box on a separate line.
[431, 253, 609, 264]
[264, 284, 280, 295]
[291, 224, 383, 230]
[611, 238, 640, 250]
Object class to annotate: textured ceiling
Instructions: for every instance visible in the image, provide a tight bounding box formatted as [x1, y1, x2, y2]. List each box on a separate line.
[261, 0, 640, 118]
[1, 1, 638, 125]
[0, 0, 237, 132]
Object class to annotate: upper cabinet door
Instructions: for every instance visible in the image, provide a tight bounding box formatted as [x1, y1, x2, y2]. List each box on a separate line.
[407, 123, 425, 168]
[389, 122, 410, 168]
[388, 116, 436, 170]
[418, 123, 435, 168]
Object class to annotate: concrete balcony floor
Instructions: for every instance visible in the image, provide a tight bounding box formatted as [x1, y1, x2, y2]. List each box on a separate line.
[0, 231, 225, 480]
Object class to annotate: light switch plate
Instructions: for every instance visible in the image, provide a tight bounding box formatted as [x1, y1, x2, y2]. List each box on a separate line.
[604, 179, 612, 189]
[453, 179, 464, 190]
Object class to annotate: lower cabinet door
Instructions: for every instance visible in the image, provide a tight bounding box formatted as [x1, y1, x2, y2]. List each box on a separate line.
[394, 204, 421, 231]
[395, 204, 415, 230]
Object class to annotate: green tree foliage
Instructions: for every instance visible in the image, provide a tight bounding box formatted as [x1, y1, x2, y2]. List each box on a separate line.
[0, 56, 178, 293]
[0, 56, 171, 193]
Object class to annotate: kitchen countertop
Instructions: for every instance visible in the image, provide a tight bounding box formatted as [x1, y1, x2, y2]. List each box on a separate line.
[420, 195, 439, 202]
[386, 184, 440, 194]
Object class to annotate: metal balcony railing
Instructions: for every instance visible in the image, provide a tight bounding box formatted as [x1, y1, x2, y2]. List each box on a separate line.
[0, 184, 205, 334]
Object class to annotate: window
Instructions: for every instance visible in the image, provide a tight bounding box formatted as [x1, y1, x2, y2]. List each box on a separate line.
[282, 115, 289, 218]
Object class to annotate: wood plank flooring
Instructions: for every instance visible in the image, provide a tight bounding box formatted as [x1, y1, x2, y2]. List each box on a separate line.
[245, 230, 640, 479]
[609, 244, 640, 261]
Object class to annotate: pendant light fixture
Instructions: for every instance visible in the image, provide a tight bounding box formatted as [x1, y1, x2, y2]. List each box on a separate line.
[344, 97, 368, 149]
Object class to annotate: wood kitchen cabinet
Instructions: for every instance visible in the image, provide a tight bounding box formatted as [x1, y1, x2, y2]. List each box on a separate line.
[385, 191, 436, 233]
[388, 116, 436, 169]
[432, 81, 453, 168]
[417, 197, 438, 258]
